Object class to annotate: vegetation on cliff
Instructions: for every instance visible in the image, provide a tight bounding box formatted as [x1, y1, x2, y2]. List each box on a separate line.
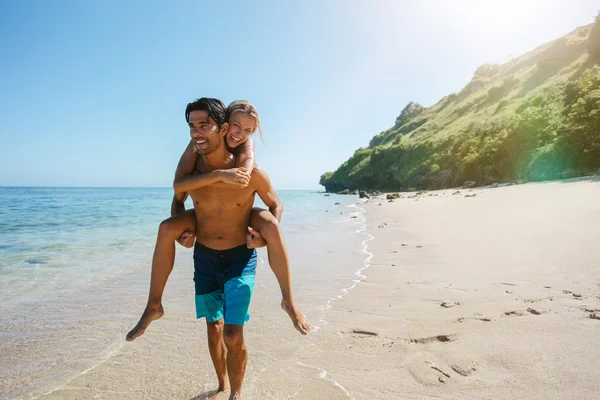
[321, 16, 600, 192]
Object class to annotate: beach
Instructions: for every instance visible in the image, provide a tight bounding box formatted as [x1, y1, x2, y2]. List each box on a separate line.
[302, 177, 600, 400]
[2, 179, 600, 399]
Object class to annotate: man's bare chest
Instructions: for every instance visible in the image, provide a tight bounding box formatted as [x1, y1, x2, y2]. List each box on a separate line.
[190, 185, 255, 213]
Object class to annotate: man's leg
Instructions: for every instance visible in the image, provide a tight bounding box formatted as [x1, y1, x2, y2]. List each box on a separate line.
[223, 325, 247, 400]
[220, 248, 257, 399]
[207, 319, 230, 398]
[250, 208, 310, 335]
[127, 209, 196, 341]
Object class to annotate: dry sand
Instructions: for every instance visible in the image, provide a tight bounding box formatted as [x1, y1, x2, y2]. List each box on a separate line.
[302, 177, 600, 400]
[32, 178, 600, 399]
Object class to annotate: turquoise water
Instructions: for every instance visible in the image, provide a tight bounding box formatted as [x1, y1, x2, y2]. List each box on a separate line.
[0, 187, 355, 304]
[0, 187, 365, 399]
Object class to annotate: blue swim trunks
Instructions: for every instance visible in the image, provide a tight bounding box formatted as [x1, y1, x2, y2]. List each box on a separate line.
[193, 242, 257, 326]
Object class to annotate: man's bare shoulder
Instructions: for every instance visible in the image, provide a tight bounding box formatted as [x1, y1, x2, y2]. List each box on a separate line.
[250, 164, 269, 179]
[249, 164, 271, 189]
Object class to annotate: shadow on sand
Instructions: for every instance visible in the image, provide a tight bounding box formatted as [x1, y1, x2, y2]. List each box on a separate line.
[191, 390, 221, 400]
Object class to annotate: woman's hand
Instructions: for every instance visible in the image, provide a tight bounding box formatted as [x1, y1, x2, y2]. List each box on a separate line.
[219, 168, 251, 188]
[176, 229, 195, 248]
[246, 226, 267, 248]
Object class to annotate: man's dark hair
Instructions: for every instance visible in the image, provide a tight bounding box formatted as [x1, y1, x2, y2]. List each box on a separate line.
[185, 98, 227, 127]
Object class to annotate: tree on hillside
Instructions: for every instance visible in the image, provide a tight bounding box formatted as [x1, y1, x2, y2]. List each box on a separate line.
[589, 11, 600, 63]
[395, 102, 424, 126]
[561, 66, 600, 169]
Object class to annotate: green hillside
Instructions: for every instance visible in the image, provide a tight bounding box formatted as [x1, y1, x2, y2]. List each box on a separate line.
[320, 15, 600, 192]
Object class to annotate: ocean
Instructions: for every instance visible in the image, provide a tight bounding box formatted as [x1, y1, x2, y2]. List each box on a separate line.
[0, 187, 370, 399]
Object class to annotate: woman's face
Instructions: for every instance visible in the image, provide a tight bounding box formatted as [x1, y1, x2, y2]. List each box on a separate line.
[226, 112, 256, 148]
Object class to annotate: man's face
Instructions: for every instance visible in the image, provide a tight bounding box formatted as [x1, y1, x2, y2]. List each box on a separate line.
[226, 112, 256, 149]
[188, 110, 227, 155]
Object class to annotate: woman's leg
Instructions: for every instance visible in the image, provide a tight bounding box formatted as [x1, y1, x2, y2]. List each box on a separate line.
[127, 209, 196, 341]
[249, 208, 310, 335]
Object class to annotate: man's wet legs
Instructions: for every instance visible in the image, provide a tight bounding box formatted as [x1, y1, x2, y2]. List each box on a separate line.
[223, 325, 248, 400]
[207, 320, 230, 398]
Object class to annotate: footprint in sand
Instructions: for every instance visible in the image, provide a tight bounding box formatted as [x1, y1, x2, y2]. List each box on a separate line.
[504, 311, 527, 316]
[450, 364, 473, 377]
[582, 307, 600, 313]
[350, 329, 378, 336]
[431, 366, 451, 378]
[504, 308, 543, 316]
[409, 334, 454, 344]
[456, 317, 490, 323]
[429, 363, 475, 384]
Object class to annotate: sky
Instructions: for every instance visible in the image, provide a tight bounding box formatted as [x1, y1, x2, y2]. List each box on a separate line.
[0, 0, 598, 190]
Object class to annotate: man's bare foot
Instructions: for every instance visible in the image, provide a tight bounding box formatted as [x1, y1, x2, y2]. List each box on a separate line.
[126, 305, 164, 341]
[281, 300, 310, 335]
[207, 387, 230, 400]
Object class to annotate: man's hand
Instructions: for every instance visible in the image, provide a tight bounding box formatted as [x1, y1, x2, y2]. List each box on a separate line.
[246, 226, 267, 249]
[176, 229, 195, 248]
[220, 168, 251, 188]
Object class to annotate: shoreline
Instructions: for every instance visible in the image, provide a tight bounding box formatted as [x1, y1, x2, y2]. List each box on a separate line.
[314, 202, 374, 332]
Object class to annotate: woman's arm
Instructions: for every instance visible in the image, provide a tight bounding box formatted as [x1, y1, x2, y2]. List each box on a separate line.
[172, 144, 251, 193]
[235, 138, 256, 174]
[173, 139, 255, 193]
[173, 141, 197, 183]
[252, 165, 283, 222]
[174, 170, 235, 193]
[170, 141, 196, 215]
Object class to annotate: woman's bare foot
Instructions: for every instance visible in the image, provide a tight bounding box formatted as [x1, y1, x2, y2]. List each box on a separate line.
[126, 305, 164, 341]
[281, 300, 310, 335]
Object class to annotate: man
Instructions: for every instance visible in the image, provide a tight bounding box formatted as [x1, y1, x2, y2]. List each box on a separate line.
[175, 98, 287, 399]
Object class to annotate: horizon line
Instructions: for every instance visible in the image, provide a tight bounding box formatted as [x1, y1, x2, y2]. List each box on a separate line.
[0, 185, 325, 191]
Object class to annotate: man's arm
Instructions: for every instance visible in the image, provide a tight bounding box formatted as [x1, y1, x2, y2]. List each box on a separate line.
[252, 165, 283, 222]
[171, 191, 188, 216]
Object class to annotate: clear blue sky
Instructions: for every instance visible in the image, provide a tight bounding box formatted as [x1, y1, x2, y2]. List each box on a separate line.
[1, 0, 597, 189]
